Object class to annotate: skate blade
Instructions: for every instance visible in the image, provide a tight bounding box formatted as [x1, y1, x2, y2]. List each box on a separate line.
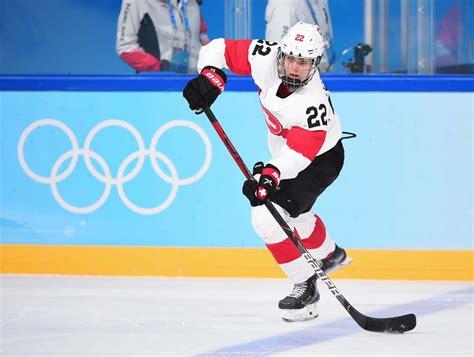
[280, 302, 319, 322]
[325, 255, 353, 275]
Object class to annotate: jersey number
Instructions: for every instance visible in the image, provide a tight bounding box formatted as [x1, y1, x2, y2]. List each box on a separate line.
[306, 105, 328, 128]
[252, 40, 278, 56]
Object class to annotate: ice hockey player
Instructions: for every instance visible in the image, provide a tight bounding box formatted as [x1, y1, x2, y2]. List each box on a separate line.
[183, 22, 351, 322]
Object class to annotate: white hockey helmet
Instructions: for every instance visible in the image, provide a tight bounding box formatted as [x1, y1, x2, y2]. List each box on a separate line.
[277, 22, 326, 88]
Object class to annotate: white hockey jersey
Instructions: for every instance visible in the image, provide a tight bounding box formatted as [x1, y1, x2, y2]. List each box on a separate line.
[197, 39, 342, 180]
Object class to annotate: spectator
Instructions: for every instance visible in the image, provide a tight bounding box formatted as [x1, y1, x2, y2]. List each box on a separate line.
[116, 0, 210, 73]
[265, 0, 335, 71]
[434, 4, 461, 68]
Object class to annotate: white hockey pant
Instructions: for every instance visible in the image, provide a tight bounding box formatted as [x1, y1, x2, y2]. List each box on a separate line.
[251, 204, 336, 284]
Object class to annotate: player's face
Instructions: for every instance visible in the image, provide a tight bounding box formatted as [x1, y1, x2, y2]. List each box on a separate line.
[283, 56, 313, 81]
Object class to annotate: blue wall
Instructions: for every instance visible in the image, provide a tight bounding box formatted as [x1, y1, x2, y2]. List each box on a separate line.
[1, 77, 472, 250]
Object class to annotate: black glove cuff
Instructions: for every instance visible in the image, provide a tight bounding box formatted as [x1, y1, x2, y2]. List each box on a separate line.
[252, 162, 264, 176]
[201, 66, 227, 84]
[160, 59, 171, 72]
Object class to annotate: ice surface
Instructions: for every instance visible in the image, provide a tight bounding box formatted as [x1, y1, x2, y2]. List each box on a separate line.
[1, 275, 472, 356]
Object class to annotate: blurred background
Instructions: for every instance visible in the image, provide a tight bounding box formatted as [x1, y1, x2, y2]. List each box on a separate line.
[1, 0, 472, 74]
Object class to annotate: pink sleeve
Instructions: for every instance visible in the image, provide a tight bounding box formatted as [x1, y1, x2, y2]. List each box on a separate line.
[200, 12, 208, 34]
[120, 50, 162, 72]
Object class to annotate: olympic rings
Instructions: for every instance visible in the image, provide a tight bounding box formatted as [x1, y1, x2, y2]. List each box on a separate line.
[18, 119, 212, 215]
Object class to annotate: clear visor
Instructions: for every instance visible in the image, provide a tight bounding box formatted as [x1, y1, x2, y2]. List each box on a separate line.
[277, 51, 318, 89]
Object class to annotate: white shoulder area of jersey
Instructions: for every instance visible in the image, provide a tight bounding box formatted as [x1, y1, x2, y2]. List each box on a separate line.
[248, 39, 280, 89]
[197, 38, 226, 72]
[248, 40, 280, 59]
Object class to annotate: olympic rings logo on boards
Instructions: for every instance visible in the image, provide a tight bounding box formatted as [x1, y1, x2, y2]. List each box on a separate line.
[18, 119, 212, 215]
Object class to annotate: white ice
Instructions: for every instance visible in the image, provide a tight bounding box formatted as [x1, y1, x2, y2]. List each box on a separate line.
[1, 275, 472, 356]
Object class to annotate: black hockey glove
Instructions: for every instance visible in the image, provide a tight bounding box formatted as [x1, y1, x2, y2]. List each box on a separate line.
[160, 59, 171, 72]
[242, 162, 280, 206]
[183, 66, 227, 114]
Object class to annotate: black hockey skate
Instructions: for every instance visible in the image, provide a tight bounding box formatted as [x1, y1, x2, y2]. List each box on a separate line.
[279, 274, 320, 322]
[320, 245, 352, 274]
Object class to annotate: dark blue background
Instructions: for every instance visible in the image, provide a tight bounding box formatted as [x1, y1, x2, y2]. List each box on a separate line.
[0, 0, 466, 74]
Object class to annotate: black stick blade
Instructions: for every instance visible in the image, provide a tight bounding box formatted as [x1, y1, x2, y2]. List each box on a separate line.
[351, 308, 417, 333]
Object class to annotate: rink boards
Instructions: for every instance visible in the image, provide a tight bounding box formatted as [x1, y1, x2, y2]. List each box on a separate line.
[1, 245, 473, 280]
[1, 75, 472, 280]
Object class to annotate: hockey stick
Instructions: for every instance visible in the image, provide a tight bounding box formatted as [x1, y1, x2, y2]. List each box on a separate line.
[203, 106, 416, 333]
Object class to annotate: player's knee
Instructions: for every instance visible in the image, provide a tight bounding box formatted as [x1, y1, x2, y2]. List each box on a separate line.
[251, 205, 288, 243]
[251, 206, 273, 237]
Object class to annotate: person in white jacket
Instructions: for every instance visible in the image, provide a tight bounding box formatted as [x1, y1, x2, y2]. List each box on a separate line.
[265, 0, 335, 71]
[116, 0, 209, 73]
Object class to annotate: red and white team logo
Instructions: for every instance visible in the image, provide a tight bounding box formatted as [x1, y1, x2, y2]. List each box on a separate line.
[261, 104, 284, 136]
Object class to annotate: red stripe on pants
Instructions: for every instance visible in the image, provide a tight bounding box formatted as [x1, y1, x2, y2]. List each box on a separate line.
[301, 214, 327, 249]
[266, 236, 302, 264]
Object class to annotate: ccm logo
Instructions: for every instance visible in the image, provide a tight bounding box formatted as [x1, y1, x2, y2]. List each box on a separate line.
[204, 72, 225, 93]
